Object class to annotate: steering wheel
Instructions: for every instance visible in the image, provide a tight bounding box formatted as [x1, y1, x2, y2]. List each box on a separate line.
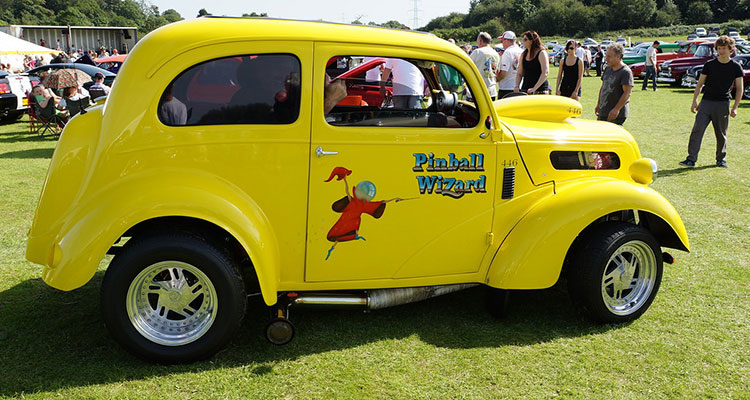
[455, 100, 479, 127]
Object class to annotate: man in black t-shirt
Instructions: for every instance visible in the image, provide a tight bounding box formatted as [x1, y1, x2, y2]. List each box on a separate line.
[679, 36, 744, 168]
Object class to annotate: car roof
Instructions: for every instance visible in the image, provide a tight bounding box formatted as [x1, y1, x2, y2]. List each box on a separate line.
[135, 17, 463, 78]
[26, 63, 116, 76]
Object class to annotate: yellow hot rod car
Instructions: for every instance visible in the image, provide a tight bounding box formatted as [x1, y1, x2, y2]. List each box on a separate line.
[26, 17, 689, 363]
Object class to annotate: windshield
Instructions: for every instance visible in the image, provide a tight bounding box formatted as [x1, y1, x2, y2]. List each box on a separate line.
[694, 45, 713, 58]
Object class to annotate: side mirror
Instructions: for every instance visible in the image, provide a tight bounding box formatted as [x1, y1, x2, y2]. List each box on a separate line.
[485, 116, 493, 130]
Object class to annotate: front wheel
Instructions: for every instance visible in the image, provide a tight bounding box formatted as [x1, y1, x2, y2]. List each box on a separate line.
[568, 222, 663, 323]
[101, 232, 246, 363]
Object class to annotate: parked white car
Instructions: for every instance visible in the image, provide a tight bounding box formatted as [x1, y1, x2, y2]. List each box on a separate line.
[695, 28, 707, 37]
[0, 71, 32, 122]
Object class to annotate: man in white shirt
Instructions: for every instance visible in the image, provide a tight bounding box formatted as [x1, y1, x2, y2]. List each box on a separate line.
[496, 31, 523, 99]
[642, 41, 659, 91]
[583, 46, 592, 76]
[575, 42, 585, 61]
[380, 58, 425, 109]
[363, 56, 381, 83]
[470, 32, 500, 100]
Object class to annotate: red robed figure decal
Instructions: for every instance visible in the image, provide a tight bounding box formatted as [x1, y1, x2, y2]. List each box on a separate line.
[324, 167, 412, 260]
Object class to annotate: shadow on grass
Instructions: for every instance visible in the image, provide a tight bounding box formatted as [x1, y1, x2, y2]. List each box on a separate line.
[0, 148, 54, 159]
[659, 165, 716, 177]
[0, 272, 620, 395]
[0, 123, 56, 144]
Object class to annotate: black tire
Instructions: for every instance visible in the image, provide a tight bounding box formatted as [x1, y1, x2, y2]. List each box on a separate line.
[567, 222, 663, 323]
[101, 232, 246, 363]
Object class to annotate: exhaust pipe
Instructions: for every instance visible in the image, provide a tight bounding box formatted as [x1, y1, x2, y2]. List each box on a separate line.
[286, 283, 479, 310]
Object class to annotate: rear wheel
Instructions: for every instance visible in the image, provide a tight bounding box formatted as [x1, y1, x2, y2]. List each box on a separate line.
[568, 222, 662, 323]
[101, 232, 246, 363]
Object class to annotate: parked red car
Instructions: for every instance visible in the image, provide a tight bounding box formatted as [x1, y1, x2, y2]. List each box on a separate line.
[658, 42, 749, 85]
[630, 39, 708, 79]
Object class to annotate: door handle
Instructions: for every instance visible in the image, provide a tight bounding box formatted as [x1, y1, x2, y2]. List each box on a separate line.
[316, 146, 338, 158]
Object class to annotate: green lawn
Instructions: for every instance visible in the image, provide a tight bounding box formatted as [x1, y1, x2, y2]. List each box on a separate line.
[1, 72, 749, 399]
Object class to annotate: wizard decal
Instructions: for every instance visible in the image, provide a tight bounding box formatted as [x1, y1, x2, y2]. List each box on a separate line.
[324, 167, 412, 260]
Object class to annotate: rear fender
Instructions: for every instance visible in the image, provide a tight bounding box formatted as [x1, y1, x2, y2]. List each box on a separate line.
[486, 178, 689, 289]
[40, 171, 280, 306]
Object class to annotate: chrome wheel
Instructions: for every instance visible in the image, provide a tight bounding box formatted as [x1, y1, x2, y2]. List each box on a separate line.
[600, 240, 657, 316]
[568, 222, 663, 323]
[744, 84, 750, 100]
[126, 261, 218, 346]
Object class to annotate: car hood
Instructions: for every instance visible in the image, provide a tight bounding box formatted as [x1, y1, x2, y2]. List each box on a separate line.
[663, 56, 711, 67]
[502, 117, 641, 185]
[495, 96, 641, 185]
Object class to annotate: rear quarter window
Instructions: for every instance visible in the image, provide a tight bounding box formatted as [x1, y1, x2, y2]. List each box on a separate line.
[158, 54, 301, 126]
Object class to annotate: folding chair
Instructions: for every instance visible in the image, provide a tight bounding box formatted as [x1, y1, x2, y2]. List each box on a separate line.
[35, 100, 65, 137]
[66, 96, 90, 118]
[88, 88, 107, 102]
[27, 93, 40, 134]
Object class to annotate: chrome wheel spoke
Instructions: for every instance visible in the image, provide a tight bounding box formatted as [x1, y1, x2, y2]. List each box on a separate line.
[601, 240, 657, 316]
[127, 261, 218, 346]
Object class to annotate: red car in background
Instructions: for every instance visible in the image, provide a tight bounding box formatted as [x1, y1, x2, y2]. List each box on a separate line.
[326, 57, 392, 107]
[658, 42, 750, 86]
[630, 39, 709, 79]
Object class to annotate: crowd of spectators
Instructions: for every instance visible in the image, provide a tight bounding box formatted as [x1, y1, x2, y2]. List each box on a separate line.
[1, 38, 123, 74]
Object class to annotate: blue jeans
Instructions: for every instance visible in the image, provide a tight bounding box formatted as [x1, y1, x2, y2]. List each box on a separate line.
[393, 95, 422, 109]
[642, 65, 657, 90]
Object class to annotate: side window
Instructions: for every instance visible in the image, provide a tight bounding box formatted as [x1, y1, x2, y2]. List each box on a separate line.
[324, 56, 478, 129]
[159, 54, 301, 126]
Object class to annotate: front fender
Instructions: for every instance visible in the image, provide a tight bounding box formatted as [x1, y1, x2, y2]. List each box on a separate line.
[37, 171, 280, 306]
[486, 178, 689, 289]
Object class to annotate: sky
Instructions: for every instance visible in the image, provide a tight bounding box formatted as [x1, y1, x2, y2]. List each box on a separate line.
[150, 0, 472, 29]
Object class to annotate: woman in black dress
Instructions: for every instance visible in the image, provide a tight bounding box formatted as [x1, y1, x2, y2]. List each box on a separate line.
[555, 40, 583, 100]
[514, 30, 550, 94]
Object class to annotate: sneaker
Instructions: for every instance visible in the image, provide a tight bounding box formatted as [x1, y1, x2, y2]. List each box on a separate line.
[678, 159, 695, 167]
[641, 88, 647, 91]
[716, 160, 728, 168]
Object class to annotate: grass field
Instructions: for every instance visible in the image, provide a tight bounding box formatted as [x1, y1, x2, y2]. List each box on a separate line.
[1, 69, 749, 399]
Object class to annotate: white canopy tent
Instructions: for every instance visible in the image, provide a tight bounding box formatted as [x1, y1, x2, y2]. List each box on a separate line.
[0, 31, 53, 72]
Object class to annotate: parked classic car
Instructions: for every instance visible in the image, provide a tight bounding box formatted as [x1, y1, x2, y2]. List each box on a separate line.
[659, 42, 749, 85]
[630, 40, 707, 79]
[26, 63, 116, 90]
[681, 54, 750, 99]
[622, 42, 679, 65]
[0, 70, 33, 121]
[26, 17, 689, 363]
[549, 43, 565, 66]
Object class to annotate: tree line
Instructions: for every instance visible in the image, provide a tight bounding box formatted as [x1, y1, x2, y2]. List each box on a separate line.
[421, 0, 750, 40]
[0, 0, 186, 34]
[2, 0, 750, 42]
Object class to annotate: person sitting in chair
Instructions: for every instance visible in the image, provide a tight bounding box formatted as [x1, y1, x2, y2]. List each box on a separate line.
[31, 84, 67, 128]
[58, 86, 90, 117]
[89, 72, 111, 99]
[32, 84, 61, 110]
